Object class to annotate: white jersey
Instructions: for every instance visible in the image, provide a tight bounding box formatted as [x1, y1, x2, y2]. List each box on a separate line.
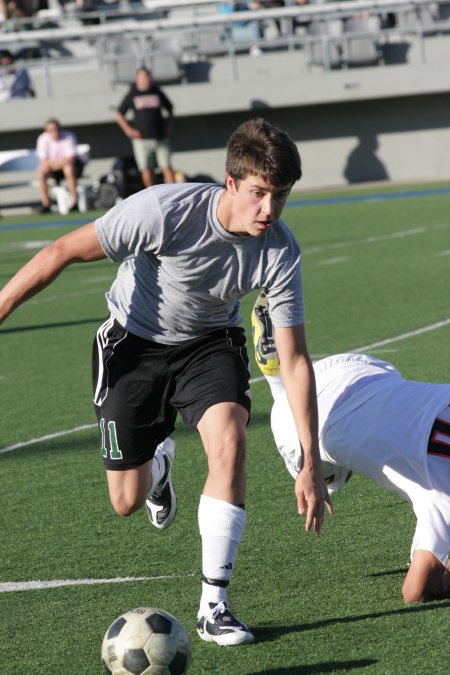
[271, 353, 450, 565]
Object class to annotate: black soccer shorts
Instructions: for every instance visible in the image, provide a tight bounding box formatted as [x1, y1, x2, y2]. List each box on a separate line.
[92, 317, 251, 470]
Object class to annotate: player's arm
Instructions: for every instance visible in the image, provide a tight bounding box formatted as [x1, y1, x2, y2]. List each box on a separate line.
[274, 323, 333, 534]
[0, 221, 106, 325]
[402, 549, 450, 603]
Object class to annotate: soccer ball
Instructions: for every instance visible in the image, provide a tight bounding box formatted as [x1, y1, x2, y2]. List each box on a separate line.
[102, 607, 191, 674]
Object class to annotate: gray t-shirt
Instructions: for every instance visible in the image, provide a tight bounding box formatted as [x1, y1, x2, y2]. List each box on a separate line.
[95, 182, 304, 344]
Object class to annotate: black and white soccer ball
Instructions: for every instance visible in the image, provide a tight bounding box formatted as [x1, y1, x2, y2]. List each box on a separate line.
[102, 606, 191, 674]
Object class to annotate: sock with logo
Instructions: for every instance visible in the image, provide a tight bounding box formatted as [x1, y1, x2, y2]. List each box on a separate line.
[198, 494, 247, 616]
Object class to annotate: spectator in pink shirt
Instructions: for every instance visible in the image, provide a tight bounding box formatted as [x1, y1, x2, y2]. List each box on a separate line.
[36, 118, 82, 214]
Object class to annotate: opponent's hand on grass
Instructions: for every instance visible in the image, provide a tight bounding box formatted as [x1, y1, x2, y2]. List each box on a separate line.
[295, 466, 333, 535]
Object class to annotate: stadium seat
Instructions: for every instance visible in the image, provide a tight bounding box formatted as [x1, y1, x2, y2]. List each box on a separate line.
[342, 16, 382, 67]
[145, 33, 184, 84]
[104, 36, 144, 83]
[195, 28, 227, 56]
[437, 2, 450, 23]
[307, 20, 344, 69]
[396, 6, 437, 34]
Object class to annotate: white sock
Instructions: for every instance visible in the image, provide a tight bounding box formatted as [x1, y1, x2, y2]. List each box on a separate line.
[198, 495, 247, 616]
[266, 373, 284, 401]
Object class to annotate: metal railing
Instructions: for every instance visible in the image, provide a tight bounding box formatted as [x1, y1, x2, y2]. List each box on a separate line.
[1, 0, 449, 96]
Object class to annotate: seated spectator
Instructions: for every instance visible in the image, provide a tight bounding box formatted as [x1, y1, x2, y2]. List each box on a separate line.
[260, 0, 287, 39]
[36, 118, 85, 213]
[3, 0, 26, 19]
[75, 0, 102, 26]
[220, 2, 264, 55]
[7, 0, 49, 18]
[0, 49, 35, 101]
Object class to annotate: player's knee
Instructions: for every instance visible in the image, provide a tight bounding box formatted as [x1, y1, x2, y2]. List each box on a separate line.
[207, 431, 247, 476]
[110, 493, 145, 517]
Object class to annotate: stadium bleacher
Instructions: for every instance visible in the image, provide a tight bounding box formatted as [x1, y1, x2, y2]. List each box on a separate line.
[1, 0, 450, 85]
[1, 0, 450, 199]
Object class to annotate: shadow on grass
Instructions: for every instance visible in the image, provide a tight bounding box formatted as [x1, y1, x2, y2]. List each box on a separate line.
[248, 659, 377, 674]
[370, 567, 408, 577]
[0, 317, 105, 334]
[254, 599, 450, 644]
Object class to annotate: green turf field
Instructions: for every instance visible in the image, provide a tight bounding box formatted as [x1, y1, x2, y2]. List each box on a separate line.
[1, 183, 449, 674]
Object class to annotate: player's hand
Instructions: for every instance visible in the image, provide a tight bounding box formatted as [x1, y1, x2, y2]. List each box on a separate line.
[294, 465, 333, 535]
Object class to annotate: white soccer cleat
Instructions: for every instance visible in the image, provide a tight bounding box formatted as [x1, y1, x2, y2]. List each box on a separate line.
[196, 602, 254, 646]
[145, 438, 177, 529]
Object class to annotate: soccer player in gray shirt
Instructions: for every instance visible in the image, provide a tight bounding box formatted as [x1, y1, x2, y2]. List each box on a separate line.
[0, 117, 332, 646]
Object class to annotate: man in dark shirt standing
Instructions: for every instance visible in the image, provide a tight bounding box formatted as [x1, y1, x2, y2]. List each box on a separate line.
[115, 67, 176, 188]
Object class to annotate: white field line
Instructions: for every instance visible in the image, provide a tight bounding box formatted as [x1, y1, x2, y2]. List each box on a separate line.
[0, 240, 52, 253]
[317, 256, 349, 266]
[0, 574, 194, 594]
[80, 275, 115, 285]
[0, 423, 97, 454]
[350, 317, 450, 353]
[303, 222, 448, 256]
[27, 287, 106, 305]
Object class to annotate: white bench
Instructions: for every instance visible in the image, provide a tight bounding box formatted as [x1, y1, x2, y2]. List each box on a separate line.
[0, 144, 92, 214]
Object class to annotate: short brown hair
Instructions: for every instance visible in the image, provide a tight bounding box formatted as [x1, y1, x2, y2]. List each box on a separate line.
[44, 118, 61, 131]
[225, 117, 302, 186]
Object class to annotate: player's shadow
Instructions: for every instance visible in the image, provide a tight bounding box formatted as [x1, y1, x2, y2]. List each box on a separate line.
[253, 599, 450, 645]
[0, 317, 106, 334]
[343, 132, 389, 184]
[248, 659, 377, 674]
[370, 567, 407, 577]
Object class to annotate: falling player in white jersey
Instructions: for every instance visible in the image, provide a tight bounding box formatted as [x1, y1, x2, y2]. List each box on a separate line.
[252, 291, 450, 603]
